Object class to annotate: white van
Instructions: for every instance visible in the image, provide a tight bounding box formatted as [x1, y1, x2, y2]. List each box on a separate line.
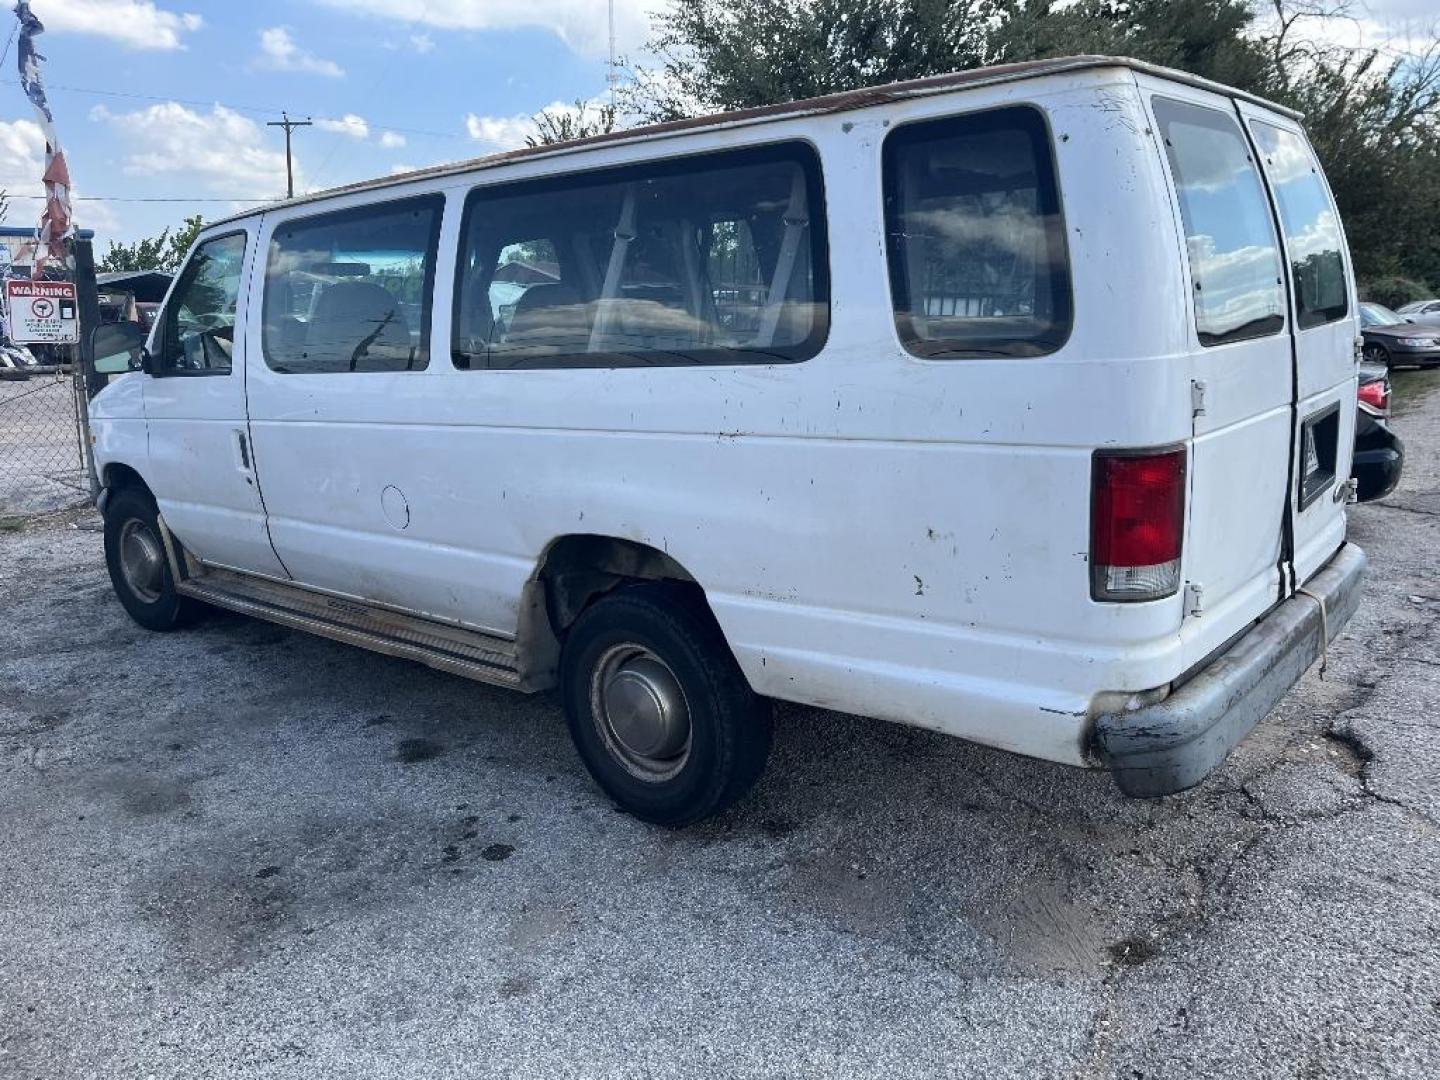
[89, 56, 1366, 825]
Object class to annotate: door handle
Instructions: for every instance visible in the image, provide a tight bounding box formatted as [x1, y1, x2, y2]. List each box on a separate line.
[234, 428, 252, 475]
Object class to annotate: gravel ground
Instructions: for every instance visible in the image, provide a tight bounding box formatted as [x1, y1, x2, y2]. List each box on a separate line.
[2, 377, 1438, 1079]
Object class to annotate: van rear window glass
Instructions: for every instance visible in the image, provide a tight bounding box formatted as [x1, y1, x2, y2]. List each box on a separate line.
[1249, 121, 1348, 329]
[262, 195, 442, 374]
[452, 142, 828, 369]
[1152, 98, 1285, 346]
[883, 105, 1071, 359]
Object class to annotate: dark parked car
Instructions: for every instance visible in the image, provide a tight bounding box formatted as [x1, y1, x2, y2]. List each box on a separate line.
[1352, 361, 1403, 502]
[1360, 302, 1440, 368]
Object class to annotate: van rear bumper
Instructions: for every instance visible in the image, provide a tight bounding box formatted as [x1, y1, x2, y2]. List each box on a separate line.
[1094, 542, 1367, 798]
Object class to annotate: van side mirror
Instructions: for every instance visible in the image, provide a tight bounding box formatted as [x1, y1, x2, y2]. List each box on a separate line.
[92, 321, 146, 374]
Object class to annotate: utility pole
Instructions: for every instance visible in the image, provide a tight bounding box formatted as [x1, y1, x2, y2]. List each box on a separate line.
[267, 112, 313, 199]
[607, 0, 618, 108]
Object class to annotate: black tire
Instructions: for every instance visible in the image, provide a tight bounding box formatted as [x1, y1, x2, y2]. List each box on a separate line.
[103, 486, 203, 632]
[1362, 343, 1391, 368]
[560, 583, 772, 826]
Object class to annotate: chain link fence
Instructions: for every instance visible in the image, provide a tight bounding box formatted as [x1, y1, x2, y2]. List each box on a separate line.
[0, 229, 101, 520]
[0, 363, 90, 517]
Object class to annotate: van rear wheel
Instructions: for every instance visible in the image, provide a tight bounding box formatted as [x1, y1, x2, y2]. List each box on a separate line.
[560, 583, 772, 826]
[103, 487, 202, 632]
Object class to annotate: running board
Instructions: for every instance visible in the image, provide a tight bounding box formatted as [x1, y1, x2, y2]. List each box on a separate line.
[164, 537, 526, 692]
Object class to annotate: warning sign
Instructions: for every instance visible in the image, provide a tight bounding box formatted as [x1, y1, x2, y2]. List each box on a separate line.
[5, 279, 79, 344]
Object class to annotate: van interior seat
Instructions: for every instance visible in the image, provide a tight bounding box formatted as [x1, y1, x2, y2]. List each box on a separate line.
[305, 280, 414, 371]
[500, 282, 593, 351]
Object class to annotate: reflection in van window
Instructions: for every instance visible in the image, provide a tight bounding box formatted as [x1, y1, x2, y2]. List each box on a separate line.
[452, 143, 828, 369]
[1249, 122, 1347, 328]
[160, 232, 246, 374]
[1152, 98, 1284, 346]
[883, 106, 1071, 359]
[262, 195, 442, 373]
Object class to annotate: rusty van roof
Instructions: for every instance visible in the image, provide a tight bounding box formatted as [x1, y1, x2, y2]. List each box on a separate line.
[214, 55, 1300, 225]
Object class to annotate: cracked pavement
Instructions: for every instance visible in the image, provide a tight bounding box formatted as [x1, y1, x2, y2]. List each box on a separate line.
[2, 375, 1439, 1079]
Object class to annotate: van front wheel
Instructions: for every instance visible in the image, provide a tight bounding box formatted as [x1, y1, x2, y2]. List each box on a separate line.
[560, 584, 772, 826]
[103, 487, 202, 632]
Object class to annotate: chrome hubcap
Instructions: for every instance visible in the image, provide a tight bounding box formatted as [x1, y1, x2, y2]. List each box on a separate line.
[590, 644, 691, 781]
[119, 518, 165, 603]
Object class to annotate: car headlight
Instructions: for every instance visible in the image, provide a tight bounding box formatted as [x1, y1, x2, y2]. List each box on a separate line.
[1399, 337, 1439, 347]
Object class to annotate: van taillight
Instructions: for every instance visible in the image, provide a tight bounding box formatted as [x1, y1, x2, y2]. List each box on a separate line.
[1091, 448, 1186, 602]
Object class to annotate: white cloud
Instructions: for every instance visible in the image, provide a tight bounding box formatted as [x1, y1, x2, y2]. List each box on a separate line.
[257, 27, 345, 78]
[0, 116, 118, 234]
[410, 31, 436, 53]
[378, 130, 407, 149]
[316, 114, 371, 140]
[89, 102, 290, 199]
[464, 112, 538, 150]
[316, 0, 655, 58]
[30, 0, 201, 51]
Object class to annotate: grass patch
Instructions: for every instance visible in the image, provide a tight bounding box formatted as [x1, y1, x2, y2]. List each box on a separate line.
[1391, 366, 1440, 417]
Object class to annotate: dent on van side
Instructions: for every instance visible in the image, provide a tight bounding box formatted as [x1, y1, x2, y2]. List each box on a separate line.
[86, 56, 1366, 825]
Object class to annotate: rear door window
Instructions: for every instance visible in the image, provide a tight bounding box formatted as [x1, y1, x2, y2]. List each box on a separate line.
[1152, 97, 1285, 346]
[1248, 121, 1348, 328]
[883, 105, 1072, 359]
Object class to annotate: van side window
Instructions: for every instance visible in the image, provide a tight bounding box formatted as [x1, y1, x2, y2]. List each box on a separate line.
[1152, 98, 1285, 346]
[1248, 121, 1347, 328]
[452, 142, 828, 369]
[883, 105, 1071, 359]
[157, 232, 247, 375]
[262, 195, 442, 373]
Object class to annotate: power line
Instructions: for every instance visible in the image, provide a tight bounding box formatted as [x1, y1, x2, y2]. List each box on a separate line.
[5, 194, 276, 203]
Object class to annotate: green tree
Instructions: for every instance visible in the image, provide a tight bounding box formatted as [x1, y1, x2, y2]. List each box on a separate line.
[627, 0, 1440, 292]
[99, 214, 206, 273]
[526, 99, 619, 146]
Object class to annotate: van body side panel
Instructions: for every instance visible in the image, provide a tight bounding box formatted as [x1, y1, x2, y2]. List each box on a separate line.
[241, 74, 1188, 766]
[227, 68, 1348, 772]
[87, 373, 149, 489]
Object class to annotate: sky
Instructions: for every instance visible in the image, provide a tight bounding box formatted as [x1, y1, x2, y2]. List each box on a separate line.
[0, 0, 657, 250]
[0, 0, 1431, 253]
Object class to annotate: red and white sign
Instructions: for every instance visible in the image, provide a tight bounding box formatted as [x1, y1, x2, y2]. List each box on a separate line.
[5, 278, 78, 344]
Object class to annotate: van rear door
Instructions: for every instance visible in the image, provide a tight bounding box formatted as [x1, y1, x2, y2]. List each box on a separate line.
[1142, 84, 1293, 662]
[1237, 105, 1357, 586]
